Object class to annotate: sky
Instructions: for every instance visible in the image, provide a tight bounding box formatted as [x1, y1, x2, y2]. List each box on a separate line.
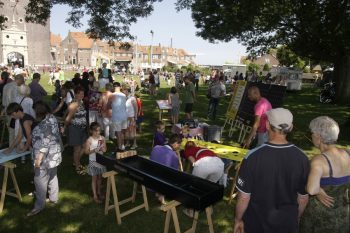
[50, 1, 247, 65]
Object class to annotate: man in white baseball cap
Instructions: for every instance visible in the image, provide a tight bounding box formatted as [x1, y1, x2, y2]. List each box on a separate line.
[234, 107, 309, 233]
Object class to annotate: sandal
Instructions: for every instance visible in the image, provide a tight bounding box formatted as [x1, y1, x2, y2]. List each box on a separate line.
[75, 165, 86, 175]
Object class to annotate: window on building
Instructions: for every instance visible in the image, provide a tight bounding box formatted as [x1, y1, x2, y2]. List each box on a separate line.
[4, 16, 8, 22]
[20, 36, 23, 40]
[128, 54, 132, 57]
[122, 53, 126, 56]
[265, 58, 270, 64]
[18, 18, 23, 23]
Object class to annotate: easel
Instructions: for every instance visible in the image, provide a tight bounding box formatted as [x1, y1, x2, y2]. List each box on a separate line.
[102, 151, 148, 225]
[0, 162, 22, 213]
[161, 200, 214, 233]
[228, 162, 242, 203]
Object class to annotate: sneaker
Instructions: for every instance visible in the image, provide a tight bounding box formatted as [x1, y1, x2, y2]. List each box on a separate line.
[26, 208, 42, 217]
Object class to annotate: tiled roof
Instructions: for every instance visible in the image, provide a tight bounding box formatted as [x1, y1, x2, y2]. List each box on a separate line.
[69, 32, 94, 49]
[50, 33, 62, 47]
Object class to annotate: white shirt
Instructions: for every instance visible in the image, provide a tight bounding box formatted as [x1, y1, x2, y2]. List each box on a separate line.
[126, 96, 136, 117]
[2, 81, 18, 108]
[15, 96, 35, 117]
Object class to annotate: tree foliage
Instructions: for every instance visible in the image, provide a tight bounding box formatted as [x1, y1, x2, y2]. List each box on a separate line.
[0, 0, 160, 41]
[277, 45, 305, 70]
[179, 0, 350, 63]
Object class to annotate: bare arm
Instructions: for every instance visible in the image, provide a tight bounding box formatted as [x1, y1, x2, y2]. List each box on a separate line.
[243, 116, 261, 147]
[21, 120, 32, 151]
[233, 191, 251, 233]
[234, 191, 251, 222]
[83, 138, 93, 155]
[64, 102, 78, 128]
[306, 157, 324, 195]
[4, 124, 22, 153]
[132, 98, 138, 119]
[297, 194, 309, 219]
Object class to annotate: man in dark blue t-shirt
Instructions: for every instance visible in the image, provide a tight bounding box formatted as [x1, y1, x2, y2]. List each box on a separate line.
[234, 108, 309, 233]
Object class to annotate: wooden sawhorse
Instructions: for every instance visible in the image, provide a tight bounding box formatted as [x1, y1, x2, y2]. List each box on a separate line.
[161, 200, 214, 233]
[0, 162, 22, 213]
[102, 171, 149, 225]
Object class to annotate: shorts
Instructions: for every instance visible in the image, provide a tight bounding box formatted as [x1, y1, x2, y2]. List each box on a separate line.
[184, 103, 193, 113]
[192, 156, 224, 183]
[136, 116, 144, 124]
[111, 120, 127, 132]
[171, 106, 180, 116]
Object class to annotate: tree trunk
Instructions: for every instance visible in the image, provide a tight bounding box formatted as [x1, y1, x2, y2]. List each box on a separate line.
[334, 55, 350, 104]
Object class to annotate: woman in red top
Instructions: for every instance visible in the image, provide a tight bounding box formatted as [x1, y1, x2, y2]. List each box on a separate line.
[183, 141, 224, 183]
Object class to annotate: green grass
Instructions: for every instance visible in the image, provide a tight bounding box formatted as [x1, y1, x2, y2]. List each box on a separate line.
[1, 74, 349, 233]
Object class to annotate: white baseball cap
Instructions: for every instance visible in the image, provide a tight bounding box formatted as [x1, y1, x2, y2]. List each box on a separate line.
[266, 108, 293, 130]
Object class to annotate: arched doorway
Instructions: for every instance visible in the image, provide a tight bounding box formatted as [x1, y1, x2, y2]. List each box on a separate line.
[7, 52, 24, 67]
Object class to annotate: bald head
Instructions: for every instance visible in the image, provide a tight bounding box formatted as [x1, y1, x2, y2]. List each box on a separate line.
[248, 86, 261, 102]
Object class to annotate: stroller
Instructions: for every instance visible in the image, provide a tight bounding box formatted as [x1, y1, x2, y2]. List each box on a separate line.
[140, 78, 150, 94]
[319, 81, 335, 103]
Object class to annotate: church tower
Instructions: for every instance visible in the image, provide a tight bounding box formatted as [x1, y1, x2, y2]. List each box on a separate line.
[0, 0, 50, 67]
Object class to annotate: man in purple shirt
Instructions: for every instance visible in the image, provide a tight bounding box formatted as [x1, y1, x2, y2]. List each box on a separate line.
[29, 73, 47, 103]
[150, 134, 182, 170]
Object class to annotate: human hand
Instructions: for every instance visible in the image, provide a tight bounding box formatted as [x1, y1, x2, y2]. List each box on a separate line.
[233, 219, 244, 233]
[316, 188, 334, 208]
[242, 138, 251, 149]
[16, 147, 26, 153]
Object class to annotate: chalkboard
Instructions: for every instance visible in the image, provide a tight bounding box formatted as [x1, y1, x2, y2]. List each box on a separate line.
[235, 82, 287, 125]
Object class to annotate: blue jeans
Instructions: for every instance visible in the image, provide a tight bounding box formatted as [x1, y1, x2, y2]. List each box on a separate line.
[207, 97, 219, 120]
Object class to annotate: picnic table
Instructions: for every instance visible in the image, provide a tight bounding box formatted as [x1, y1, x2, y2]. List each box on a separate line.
[156, 100, 172, 121]
[0, 149, 31, 213]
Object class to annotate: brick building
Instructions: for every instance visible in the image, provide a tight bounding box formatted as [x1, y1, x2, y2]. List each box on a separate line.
[0, 0, 51, 67]
[51, 31, 196, 71]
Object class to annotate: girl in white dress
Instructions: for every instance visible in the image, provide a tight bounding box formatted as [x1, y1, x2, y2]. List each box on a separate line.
[84, 122, 107, 203]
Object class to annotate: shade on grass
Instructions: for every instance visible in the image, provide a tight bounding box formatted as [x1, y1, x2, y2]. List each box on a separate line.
[0, 73, 349, 233]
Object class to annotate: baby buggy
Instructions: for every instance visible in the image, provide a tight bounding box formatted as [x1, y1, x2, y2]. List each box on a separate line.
[140, 78, 150, 94]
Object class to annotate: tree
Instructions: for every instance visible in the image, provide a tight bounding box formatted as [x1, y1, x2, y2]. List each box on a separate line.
[276, 45, 305, 70]
[3, 1, 350, 102]
[176, 0, 350, 103]
[0, 0, 159, 42]
[263, 63, 270, 72]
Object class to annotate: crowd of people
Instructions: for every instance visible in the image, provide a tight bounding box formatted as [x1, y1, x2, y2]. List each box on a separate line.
[0, 63, 348, 233]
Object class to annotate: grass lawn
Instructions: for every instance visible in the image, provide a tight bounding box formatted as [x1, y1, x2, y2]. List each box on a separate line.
[0, 73, 349, 233]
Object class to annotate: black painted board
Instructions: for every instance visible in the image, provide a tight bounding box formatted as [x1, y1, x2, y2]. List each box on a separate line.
[236, 82, 287, 125]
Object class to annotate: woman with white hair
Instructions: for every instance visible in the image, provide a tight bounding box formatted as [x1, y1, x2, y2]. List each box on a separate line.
[15, 84, 35, 117]
[300, 116, 350, 233]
